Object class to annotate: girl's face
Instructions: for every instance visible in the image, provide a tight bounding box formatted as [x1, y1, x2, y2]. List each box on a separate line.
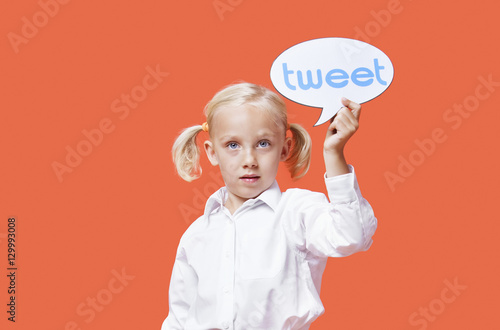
[204, 105, 290, 213]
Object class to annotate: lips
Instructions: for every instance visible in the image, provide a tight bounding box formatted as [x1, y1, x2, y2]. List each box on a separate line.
[240, 174, 260, 183]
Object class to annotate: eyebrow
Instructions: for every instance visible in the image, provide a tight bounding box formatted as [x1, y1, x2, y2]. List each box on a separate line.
[218, 135, 239, 142]
[219, 130, 277, 142]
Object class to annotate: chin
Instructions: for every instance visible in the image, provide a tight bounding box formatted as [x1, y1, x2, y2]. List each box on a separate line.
[237, 188, 265, 200]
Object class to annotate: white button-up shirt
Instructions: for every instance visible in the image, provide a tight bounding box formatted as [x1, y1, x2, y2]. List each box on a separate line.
[162, 166, 377, 330]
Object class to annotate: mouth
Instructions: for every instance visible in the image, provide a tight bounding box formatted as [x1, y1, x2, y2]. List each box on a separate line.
[240, 174, 260, 183]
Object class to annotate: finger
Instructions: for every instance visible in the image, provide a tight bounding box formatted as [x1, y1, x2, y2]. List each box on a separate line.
[326, 118, 338, 136]
[327, 111, 347, 136]
[341, 97, 361, 111]
[336, 107, 358, 128]
[341, 97, 362, 121]
[329, 103, 358, 127]
[336, 109, 360, 133]
[333, 118, 348, 134]
[328, 111, 350, 134]
[329, 113, 337, 124]
[338, 103, 361, 125]
[336, 115, 357, 135]
[352, 106, 361, 121]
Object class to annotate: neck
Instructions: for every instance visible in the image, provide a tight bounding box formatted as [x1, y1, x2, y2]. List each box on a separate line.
[224, 194, 247, 215]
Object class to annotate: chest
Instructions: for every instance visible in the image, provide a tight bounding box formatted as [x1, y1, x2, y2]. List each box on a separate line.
[187, 208, 290, 281]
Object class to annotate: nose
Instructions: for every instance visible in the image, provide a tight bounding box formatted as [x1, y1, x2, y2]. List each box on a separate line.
[242, 148, 257, 168]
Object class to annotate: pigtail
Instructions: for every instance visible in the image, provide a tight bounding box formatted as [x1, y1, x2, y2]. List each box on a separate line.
[172, 125, 204, 182]
[286, 123, 312, 179]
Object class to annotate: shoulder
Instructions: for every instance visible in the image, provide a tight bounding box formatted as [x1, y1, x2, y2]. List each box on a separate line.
[282, 186, 327, 198]
[173, 213, 208, 258]
[179, 213, 208, 242]
[180, 186, 225, 240]
[280, 187, 329, 206]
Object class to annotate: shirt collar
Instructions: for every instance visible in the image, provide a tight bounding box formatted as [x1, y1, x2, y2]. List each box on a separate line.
[204, 181, 282, 216]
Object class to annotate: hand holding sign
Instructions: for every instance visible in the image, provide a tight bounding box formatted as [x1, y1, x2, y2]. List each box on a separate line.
[324, 97, 361, 154]
[270, 38, 394, 126]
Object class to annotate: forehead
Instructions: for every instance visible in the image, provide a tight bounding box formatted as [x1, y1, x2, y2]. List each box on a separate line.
[211, 105, 283, 137]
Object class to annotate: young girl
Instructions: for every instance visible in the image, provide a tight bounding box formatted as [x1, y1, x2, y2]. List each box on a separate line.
[163, 82, 377, 330]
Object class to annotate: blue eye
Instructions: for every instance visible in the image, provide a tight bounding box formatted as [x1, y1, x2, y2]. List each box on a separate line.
[227, 142, 239, 149]
[258, 140, 270, 148]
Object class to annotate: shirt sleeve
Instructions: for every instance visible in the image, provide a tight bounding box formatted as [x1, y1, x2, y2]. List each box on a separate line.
[161, 244, 198, 330]
[285, 165, 377, 258]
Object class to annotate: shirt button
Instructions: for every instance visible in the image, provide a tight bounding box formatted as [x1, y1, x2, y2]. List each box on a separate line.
[222, 321, 230, 329]
[223, 286, 230, 293]
[225, 250, 231, 258]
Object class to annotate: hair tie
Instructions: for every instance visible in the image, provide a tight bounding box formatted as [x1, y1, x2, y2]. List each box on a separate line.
[202, 122, 209, 132]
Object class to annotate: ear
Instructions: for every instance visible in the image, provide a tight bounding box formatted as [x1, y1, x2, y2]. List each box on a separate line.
[280, 137, 292, 161]
[204, 140, 219, 166]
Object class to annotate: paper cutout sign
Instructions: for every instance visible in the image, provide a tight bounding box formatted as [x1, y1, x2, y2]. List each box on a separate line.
[270, 37, 394, 126]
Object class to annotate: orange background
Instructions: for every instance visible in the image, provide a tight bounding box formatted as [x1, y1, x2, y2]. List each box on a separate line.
[1, 0, 499, 329]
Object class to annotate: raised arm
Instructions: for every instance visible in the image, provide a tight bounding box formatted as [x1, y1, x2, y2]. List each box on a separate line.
[283, 98, 376, 258]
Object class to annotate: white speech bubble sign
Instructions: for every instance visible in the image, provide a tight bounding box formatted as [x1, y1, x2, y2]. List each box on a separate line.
[270, 37, 394, 126]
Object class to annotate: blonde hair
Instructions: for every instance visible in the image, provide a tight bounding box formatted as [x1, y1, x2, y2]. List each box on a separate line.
[172, 82, 312, 181]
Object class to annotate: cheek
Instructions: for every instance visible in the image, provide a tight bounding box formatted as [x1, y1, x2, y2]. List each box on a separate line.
[262, 153, 281, 170]
[217, 155, 239, 172]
